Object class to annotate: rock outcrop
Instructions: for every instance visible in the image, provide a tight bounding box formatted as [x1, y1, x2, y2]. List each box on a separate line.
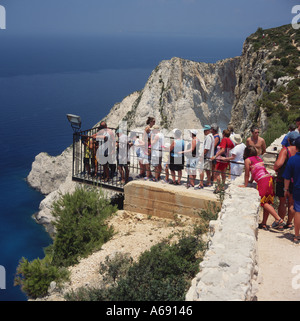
[230, 43, 269, 135]
[27, 147, 76, 235]
[101, 24, 299, 140]
[27, 147, 73, 195]
[103, 57, 240, 133]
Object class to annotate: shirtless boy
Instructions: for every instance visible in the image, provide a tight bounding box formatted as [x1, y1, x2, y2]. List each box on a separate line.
[246, 126, 266, 156]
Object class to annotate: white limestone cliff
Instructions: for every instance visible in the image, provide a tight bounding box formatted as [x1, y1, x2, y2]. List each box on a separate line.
[27, 147, 73, 195]
[103, 57, 240, 133]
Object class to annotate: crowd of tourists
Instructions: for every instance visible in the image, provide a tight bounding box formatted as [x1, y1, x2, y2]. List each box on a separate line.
[82, 116, 300, 244]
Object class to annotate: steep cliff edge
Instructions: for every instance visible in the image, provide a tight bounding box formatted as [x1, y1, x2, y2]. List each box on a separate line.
[231, 24, 300, 137]
[103, 24, 299, 139]
[103, 56, 240, 132]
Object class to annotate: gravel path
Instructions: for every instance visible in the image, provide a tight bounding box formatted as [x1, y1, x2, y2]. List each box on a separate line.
[256, 212, 300, 301]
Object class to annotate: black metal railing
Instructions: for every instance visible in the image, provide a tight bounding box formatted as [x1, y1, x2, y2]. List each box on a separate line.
[71, 127, 278, 192]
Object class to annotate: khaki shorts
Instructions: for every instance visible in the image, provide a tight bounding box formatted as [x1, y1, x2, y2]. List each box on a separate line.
[203, 159, 212, 170]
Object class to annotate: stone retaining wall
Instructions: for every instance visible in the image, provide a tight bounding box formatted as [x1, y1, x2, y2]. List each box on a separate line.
[124, 180, 220, 220]
[186, 175, 261, 301]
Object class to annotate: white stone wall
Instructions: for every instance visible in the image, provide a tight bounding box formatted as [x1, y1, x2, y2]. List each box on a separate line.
[186, 175, 261, 301]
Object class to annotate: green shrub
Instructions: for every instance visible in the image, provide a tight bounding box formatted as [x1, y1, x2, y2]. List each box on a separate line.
[66, 234, 206, 301]
[280, 57, 289, 67]
[14, 255, 69, 299]
[51, 187, 117, 267]
[15, 187, 117, 299]
[262, 113, 288, 147]
[99, 252, 133, 285]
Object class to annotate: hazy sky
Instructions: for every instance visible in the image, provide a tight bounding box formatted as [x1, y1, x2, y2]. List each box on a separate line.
[0, 0, 298, 39]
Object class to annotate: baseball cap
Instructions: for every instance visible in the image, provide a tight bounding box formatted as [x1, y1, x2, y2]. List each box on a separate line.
[202, 125, 211, 131]
[189, 129, 198, 135]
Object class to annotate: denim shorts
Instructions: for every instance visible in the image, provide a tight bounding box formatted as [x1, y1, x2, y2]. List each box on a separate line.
[294, 199, 300, 212]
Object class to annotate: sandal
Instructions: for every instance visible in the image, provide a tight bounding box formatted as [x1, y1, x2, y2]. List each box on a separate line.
[194, 185, 203, 190]
[258, 223, 270, 231]
[271, 219, 285, 229]
[284, 223, 293, 230]
[293, 236, 300, 244]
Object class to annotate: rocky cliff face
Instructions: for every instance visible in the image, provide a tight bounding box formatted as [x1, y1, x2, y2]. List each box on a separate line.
[103, 57, 240, 133]
[103, 24, 299, 138]
[230, 42, 269, 134]
[27, 147, 73, 195]
[232, 24, 300, 136]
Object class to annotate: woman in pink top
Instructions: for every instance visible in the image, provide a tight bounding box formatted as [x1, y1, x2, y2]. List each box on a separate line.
[240, 146, 284, 230]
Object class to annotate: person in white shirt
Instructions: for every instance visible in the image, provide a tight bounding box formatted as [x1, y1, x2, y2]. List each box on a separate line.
[151, 125, 164, 181]
[93, 121, 115, 181]
[116, 129, 129, 184]
[132, 133, 146, 179]
[197, 125, 214, 189]
[221, 134, 246, 181]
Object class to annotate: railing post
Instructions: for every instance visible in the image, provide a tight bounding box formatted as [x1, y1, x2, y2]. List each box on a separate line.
[73, 132, 81, 177]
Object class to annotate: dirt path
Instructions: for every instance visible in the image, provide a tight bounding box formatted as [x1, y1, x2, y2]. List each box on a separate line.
[256, 213, 300, 301]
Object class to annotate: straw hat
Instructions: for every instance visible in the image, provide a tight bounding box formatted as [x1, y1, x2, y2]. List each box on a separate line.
[232, 134, 242, 144]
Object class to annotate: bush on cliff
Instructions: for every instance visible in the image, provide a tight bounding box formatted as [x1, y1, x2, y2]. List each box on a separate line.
[15, 187, 117, 299]
[14, 254, 69, 299]
[51, 186, 116, 267]
[66, 233, 205, 301]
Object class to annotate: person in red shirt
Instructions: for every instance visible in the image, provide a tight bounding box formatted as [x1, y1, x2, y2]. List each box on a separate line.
[211, 129, 234, 191]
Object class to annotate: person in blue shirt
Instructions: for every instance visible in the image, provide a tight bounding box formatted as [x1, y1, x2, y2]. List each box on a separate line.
[283, 136, 300, 244]
[281, 124, 296, 147]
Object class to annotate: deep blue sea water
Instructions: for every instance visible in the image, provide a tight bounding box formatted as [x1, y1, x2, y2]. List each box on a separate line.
[0, 34, 243, 300]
